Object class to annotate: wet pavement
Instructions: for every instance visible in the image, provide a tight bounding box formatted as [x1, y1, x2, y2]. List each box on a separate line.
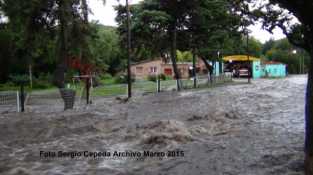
[0, 75, 307, 175]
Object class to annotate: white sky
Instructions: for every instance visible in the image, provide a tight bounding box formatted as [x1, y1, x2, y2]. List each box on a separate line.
[89, 0, 286, 43]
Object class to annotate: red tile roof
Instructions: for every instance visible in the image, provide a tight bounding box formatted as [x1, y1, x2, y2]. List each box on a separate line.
[262, 61, 286, 65]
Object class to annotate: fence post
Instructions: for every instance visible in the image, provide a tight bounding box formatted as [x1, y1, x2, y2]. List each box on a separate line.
[20, 84, 25, 112]
[157, 77, 161, 93]
[16, 91, 20, 112]
[126, 83, 128, 96]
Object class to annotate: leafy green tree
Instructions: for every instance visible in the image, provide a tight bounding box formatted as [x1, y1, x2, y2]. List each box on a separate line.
[264, 38, 310, 74]
[115, 3, 170, 61]
[186, 0, 242, 60]
[116, 0, 245, 82]
[0, 0, 105, 87]
[232, 0, 313, 172]
[176, 50, 192, 62]
[90, 24, 125, 75]
[262, 39, 275, 55]
[0, 0, 58, 83]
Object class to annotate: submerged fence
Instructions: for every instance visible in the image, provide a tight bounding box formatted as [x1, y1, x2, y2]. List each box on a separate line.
[0, 91, 20, 113]
[0, 74, 232, 113]
[92, 73, 232, 97]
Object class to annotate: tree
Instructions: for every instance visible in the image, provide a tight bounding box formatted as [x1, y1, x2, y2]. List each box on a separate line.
[176, 50, 193, 62]
[115, 3, 170, 61]
[232, 0, 313, 173]
[263, 38, 310, 74]
[0, 0, 58, 83]
[186, 0, 242, 67]
[116, 0, 189, 90]
[0, 0, 104, 88]
[115, 0, 245, 82]
[89, 24, 124, 75]
[262, 38, 275, 55]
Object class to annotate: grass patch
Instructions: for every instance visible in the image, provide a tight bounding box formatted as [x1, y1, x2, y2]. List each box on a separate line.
[92, 84, 127, 97]
[133, 81, 157, 93]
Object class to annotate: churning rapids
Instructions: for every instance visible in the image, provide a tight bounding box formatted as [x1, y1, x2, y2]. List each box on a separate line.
[0, 75, 307, 175]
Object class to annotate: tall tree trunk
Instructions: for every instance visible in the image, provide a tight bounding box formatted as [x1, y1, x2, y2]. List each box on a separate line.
[200, 57, 213, 82]
[80, 0, 90, 65]
[81, 0, 89, 24]
[170, 23, 181, 90]
[305, 44, 313, 175]
[126, 0, 132, 98]
[53, 0, 70, 88]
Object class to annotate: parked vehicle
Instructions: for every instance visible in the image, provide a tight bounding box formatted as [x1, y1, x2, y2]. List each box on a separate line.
[239, 68, 249, 77]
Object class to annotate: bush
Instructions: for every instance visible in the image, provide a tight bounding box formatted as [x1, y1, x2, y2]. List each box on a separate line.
[100, 73, 113, 80]
[147, 74, 171, 82]
[0, 82, 18, 91]
[147, 75, 157, 82]
[32, 80, 53, 89]
[99, 73, 115, 85]
[32, 73, 53, 89]
[9, 74, 29, 85]
[115, 74, 135, 84]
[158, 74, 169, 80]
[33, 81, 52, 89]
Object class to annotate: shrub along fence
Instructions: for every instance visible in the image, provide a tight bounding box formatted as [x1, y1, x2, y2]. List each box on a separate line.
[6, 73, 232, 113]
[93, 73, 232, 97]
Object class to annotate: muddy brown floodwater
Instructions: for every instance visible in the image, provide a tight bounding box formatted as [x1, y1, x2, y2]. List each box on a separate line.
[0, 75, 307, 175]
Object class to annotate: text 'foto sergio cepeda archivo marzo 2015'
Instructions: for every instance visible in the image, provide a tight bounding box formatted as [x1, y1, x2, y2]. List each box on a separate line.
[39, 150, 185, 159]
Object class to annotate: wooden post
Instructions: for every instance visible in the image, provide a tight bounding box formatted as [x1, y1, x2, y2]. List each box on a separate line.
[86, 77, 90, 105]
[126, 0, 132, 98]
[20, 84, 25, 112]
[16, 91, 20, 112]
[247, 33, 251, 83]
[157, 76, 161, 93]
[192, 48, 197, 88]
[29, 64, 33, 89]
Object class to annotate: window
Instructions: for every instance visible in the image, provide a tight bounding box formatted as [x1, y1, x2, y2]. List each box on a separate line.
[136, 67, 143, 73]
[150, 67, 157, 73]
[164, 68, 172, 75]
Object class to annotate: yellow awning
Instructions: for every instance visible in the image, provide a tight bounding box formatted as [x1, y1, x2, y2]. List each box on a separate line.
[223, 55, 261, 62]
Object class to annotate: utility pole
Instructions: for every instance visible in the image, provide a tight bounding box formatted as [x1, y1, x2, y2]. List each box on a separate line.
[297, 49, 303, 74]
[299, 51, 301, 74]
[217, 51, 221, 74]
[301, 50, 305, 74]
[29, 64, 33, 89]
[192, 48, 197, 88]
[126, 0, 132, 98]
[246, 32, 251, 83]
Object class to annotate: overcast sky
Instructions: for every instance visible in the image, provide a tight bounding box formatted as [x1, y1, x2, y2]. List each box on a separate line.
[89, 0, 286, 43]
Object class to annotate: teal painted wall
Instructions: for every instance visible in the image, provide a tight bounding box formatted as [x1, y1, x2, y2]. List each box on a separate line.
[214, 62, 220, 76]
[261, 64, 286, 77]
[253, 61, 262, 79]
[209, 61, 221, 76]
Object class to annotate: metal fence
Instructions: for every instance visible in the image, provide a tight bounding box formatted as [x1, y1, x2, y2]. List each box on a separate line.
[92, 73, 232, 98]
[0, 91, 20, 113]
[3, 74, 232, 113]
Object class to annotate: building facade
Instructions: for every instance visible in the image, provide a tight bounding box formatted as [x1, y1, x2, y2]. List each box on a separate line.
[261, 61, 287, 77]
[223, 55, 286, 79]
[130, 58, 221, 79]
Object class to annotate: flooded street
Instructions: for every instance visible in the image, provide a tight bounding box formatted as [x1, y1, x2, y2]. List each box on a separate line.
[0, 75, 307, 175]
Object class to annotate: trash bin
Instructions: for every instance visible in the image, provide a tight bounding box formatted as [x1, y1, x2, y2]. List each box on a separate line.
[60, 89, 76, 110]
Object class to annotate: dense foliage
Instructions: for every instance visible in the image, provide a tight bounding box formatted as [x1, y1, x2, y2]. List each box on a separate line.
[263, 38, 310, 74]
